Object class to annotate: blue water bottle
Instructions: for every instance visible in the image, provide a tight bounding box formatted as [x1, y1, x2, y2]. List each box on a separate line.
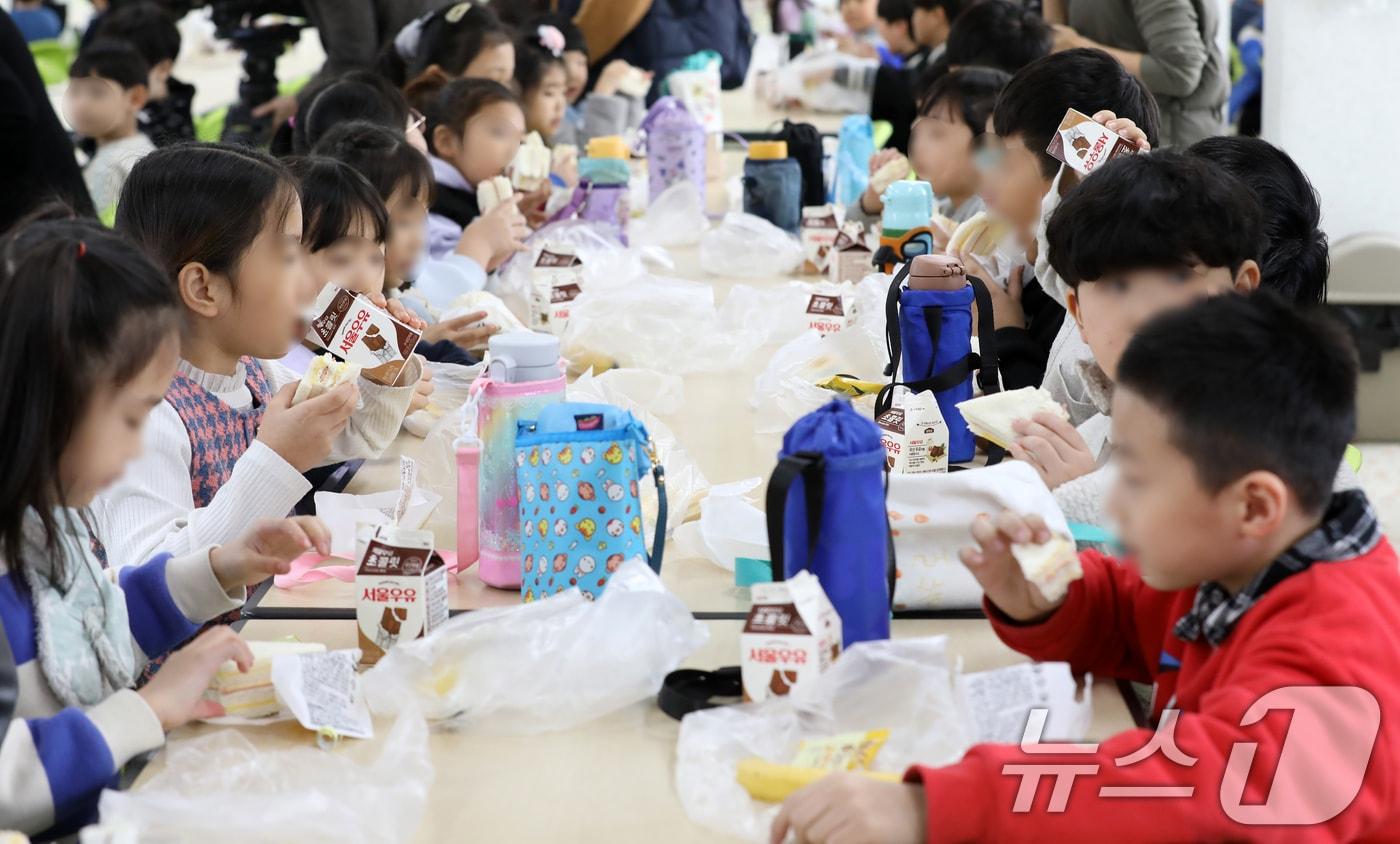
[874, 180, 936, 273]
[765, 400, 894, 646]
[743, 140, 802, 233]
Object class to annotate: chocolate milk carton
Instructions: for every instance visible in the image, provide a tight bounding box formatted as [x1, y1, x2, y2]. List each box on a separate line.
[530, 244, 585, 336]
[803, 283, 856, 337]
[800, 204, 842, 274]
[306, 284, 422, 385]
[356, 525, 448, 665]
[1046, 108, 1138, 177]
[741, 571, 842, 702]
[827, 222, 874, 285]
[876, 388, 948, 474]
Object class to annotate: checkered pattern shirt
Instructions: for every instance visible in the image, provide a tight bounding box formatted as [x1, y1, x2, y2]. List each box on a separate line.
[1174, 489, 1381, 648]
[163, 357, 273, 508]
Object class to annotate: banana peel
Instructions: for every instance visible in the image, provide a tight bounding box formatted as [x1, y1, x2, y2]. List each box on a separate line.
[736, 758, 902, 803]
[816, 374, 885, 398]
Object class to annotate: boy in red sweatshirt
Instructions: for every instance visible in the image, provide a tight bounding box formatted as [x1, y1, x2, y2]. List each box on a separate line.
[772, 292, 1400, 842]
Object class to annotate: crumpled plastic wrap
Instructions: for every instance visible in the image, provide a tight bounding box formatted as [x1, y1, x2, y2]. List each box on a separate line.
[675, 637, 1093, 842]
[567, 368, 710, 532]
[748, 273, 889, 433]
[631, 180, 711, 248]
[671, 477, 768, 572]
[719, 280, 857, 349]
[563, 273, 766, 375]
[93, 713, 432, 844]
[699, 213, 804, 278]
[488, 220, 635, 323]
[362, 560, 708, 732]
[768, 48, 878, 114]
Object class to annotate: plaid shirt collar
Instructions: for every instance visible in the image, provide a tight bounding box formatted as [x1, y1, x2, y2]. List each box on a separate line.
[1174, 490, 1381, 648]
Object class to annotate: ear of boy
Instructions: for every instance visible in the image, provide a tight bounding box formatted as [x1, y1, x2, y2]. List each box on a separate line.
[127, 83, 150, 113]
[1213, 471, 1301, 593]
[1234, 259, 1262, 293]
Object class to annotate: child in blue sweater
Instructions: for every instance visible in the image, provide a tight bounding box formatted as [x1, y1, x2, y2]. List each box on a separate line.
[0, 215, 329, 837]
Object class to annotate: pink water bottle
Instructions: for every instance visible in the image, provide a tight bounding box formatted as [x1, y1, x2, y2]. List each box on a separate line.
[455, 434, 481, 570]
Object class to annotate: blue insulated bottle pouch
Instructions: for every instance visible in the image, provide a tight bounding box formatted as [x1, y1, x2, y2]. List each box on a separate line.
[743, 157, 803, 233]
[876, 262, 1002, 464]
[765, 400, 895, 646]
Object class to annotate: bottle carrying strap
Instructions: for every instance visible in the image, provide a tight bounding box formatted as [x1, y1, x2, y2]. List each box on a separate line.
[645, 440, 668, 574]
[764, 449, 896, 605]
[545, 181, 592, 226]
[657, 665, 742, 721]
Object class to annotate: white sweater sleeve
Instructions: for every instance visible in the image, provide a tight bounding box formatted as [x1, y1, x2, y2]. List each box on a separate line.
[0, 690, 164, 835]
[265, 357, 420, 465]
[94, 401, 311, 566]
[1053, 462, 1118, 528]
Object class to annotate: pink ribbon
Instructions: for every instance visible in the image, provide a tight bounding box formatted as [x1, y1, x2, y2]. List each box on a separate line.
[273, 550, 464, 588]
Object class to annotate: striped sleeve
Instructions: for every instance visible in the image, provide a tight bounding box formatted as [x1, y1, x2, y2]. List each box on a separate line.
[0, 691, 163, 835]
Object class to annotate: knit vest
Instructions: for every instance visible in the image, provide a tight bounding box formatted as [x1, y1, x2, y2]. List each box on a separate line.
[431, 183, 480, 229]
[164, 358, 274, 508]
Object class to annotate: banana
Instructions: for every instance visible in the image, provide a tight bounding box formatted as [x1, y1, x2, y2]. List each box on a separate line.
[736, 758, 902, 803]
[477, 176, 514, 213]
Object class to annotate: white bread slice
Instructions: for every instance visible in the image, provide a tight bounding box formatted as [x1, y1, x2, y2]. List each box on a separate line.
[948, 211, 1010, 257]
[208, 639, 326, 718]
[292, 354, 362, 405]
[617, 66, 653, 98]
[955, 387, 1069, 450]
[511, 131, 552, 191]
[477, 175, 514, 213]
[1010, 536, 1082, 602]
[869, 153, 911, 196]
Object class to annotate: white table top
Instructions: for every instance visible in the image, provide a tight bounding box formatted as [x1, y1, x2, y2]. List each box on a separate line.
[134, 618, 1137, 843]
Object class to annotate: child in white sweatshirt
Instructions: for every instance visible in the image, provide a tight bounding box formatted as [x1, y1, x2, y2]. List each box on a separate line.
[95, 144, 421, 565]
[0, 216, 329, 837]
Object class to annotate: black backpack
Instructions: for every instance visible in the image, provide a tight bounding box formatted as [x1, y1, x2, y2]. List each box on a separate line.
[774, 120, 826, 207]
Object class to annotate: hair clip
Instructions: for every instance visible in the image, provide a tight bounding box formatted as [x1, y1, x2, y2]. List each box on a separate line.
[537, 25, 565, 57]
[77, 241, 87, 259]
[445, 2, 473, 23]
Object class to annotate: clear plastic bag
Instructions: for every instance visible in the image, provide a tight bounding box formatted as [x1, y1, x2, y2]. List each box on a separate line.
[362, 560, 708, 731]
[563, 273, 764, 375]
[632, 180, 711, 248]
[674, 638, 1094, 842]
[699, 212, 804, 278]
[488, 220, 633, 323]
[92, 713, 432, 844]
[566, 368, 710, 532]
[720, 279, 858, 348]
[769, 48, 877, 114]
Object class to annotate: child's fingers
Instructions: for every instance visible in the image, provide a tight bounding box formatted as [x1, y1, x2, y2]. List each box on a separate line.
[268, 382, 297, 410]
[769, 805, 792, 844]
[192, 698, 226, 721]
[1008, 441, 1047, 481]
[1014, 420, 1076, 464]
[442, 310, 488, 330]
[970, 513, 1006, 551]
[1024, 514, 1053, 544]
[994, 510, 1034, 544]
[1016, 436, 1066, 477]
[1090, 109, 1119, 124]
[294, 516, 332, 557]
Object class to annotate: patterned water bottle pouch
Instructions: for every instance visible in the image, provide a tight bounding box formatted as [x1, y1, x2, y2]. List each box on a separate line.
[515, 402, 666, 602]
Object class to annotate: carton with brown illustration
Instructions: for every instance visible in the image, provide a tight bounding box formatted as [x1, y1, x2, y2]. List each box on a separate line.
[1045, 108, 1138, 177]
[305, 284, 422, 386]
[876, 388, 949, 474]
[741, 571, 842, 702]
[800, 204, 842, 274]
[356, 525, 448, 665]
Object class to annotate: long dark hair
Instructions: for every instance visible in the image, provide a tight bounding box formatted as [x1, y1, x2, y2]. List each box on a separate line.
[379, 2, 513, 87]
[116, 144, 300, 297]
[424, 77, 520, 157]
[0, 212, 181, 577]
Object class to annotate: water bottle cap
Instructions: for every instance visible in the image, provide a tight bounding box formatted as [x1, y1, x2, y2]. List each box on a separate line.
[748, 140, 789, 160]
[585, 136, 629, 159]
[486, 331, 560, 382]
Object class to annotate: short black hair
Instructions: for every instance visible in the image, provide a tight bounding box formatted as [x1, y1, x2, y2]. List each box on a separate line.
[378, 2, 513, 87]
[944, 0, 1051, 74]
[994, 48, 1161, 179]
[293, 70, 411, 156]
[1117, 291, 1356, 513]
[286, 157, 390, 253]
[1046, 152, 1264, 289]
[912, 0, 964, 16]
[1188, 136, 1329, 305]
[314, 121, 434, 206]
[917, 64, 1010, 137]
[92, 1, 180, 67]
[70, 39, 150, 90]
[878, 0, 914, 26]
